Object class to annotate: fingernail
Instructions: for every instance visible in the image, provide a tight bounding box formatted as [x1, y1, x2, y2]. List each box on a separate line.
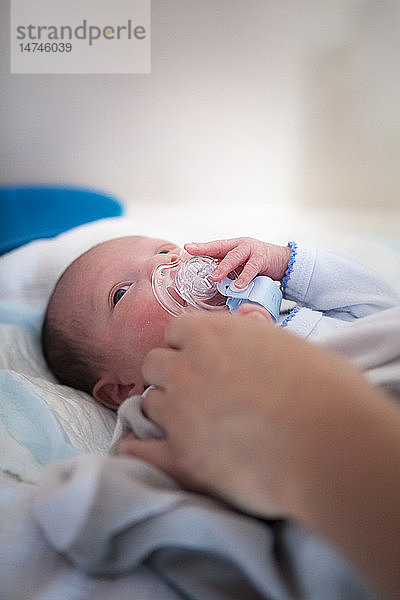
[233, 278, 245, 288]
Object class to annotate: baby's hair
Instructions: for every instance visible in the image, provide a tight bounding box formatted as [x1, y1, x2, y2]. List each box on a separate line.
[41, 253, 106, 396]
[41, 311, 103, 395]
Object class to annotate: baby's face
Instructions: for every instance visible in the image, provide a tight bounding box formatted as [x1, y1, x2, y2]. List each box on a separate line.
[64, 236, 181, 407]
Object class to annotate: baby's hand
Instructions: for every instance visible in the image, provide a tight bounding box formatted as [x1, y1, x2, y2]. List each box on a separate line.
[185, 237, 291, 289]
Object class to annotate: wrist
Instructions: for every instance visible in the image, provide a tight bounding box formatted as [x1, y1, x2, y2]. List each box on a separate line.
[278, 246, 292, 280]
[284, 376, 400, 600]
[281, 366, 393, 522]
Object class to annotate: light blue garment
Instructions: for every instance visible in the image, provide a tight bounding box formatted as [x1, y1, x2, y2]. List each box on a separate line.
[0, 371, 79, 465]
[280, 244, 400, 338]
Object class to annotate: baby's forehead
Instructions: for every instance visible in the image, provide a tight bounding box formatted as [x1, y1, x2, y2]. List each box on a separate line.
[76, 235, 153, 267]
[58, 236, 143, 288]
[50, 237, 142, 316]
[63, 234, 174, 288]
[87, 235, 145, 257]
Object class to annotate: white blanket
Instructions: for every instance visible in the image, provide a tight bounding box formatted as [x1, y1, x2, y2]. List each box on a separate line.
[0, 453, 375, 600]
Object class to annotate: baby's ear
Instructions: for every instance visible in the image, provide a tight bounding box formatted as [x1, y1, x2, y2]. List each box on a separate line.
[93, 376, 135, 410]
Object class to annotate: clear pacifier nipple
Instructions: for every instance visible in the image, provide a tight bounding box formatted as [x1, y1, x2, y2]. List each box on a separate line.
[176, 256, 218, 300]
[152, 252, 228, 316]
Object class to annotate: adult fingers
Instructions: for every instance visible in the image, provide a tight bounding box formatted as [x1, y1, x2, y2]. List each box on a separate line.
[119, 435, 212, 496]
[162, 312, 233, 351]
[118, 434, 175, 474]
[235, 303, 274, 322]
[140, 385, 170, 425]
[142, 347, 178, 389]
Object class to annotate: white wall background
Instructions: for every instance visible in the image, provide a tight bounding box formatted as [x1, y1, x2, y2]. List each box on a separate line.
[1, 1, 400, 236]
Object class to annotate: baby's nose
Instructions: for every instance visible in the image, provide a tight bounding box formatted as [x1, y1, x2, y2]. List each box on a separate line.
[149, 250, 181, 275]
[158, 249, 182, 266]
[167, 252, 180, 263]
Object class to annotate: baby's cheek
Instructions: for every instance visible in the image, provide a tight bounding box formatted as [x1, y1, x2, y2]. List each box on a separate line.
[147, 297, 173, 325]
[141, 301, 173, 344]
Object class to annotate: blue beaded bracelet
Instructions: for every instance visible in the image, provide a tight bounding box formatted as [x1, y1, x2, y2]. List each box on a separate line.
[280, 241, 297, 297]
[280, 306, 301, 328]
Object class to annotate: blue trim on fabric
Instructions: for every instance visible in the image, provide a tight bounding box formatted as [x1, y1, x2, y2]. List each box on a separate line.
[280, 241, 298, 297]
[0, 371, 80, 464]
[280, 306, 301, 328]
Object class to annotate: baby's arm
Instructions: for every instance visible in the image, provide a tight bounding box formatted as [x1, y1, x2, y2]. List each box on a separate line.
[286, 245, 400, 319]
[185, 238, 291, 288]
[187, 238, 400, 320]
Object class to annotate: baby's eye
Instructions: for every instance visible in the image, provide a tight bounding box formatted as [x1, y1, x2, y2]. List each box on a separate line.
[112, 284, 130, 306]
[158, 249, 171, 254]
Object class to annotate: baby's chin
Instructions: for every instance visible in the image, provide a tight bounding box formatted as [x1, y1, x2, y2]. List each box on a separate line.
[235, 304, 274, 322]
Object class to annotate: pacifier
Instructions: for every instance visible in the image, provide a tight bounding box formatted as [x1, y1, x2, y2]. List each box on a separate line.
[152, 250, 283, 321]
[152, 251, 229, 316]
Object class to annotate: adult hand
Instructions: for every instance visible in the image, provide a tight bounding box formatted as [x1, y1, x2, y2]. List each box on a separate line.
[118, 311, 365, 515]
[119, 311, 400, 599]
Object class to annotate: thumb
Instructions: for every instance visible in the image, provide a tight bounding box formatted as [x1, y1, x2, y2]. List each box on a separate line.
[235, 303, 274, 322]
[118, 434, 174, 473]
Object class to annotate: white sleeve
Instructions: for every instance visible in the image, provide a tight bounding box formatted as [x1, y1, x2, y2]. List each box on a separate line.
[284, 244, 400, 320]
[317, 306, 400, 398]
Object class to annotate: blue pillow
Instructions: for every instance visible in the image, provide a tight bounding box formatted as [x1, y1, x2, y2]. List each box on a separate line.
[0, 185, 123, 255]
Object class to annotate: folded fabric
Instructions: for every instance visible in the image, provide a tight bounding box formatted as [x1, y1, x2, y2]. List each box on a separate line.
[109, 391, 164, 453]
[0, 371, 79, 466]
[0, 419, 42, 485]
[34, 454, 375, 599]
[0, 320, 117, 456]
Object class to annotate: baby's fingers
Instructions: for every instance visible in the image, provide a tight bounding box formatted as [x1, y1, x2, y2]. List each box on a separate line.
[233, 254, 265, 288]
[185, 239, 242, 258]
[209, 244, 251, 282]
[185, 238, 261, 285]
